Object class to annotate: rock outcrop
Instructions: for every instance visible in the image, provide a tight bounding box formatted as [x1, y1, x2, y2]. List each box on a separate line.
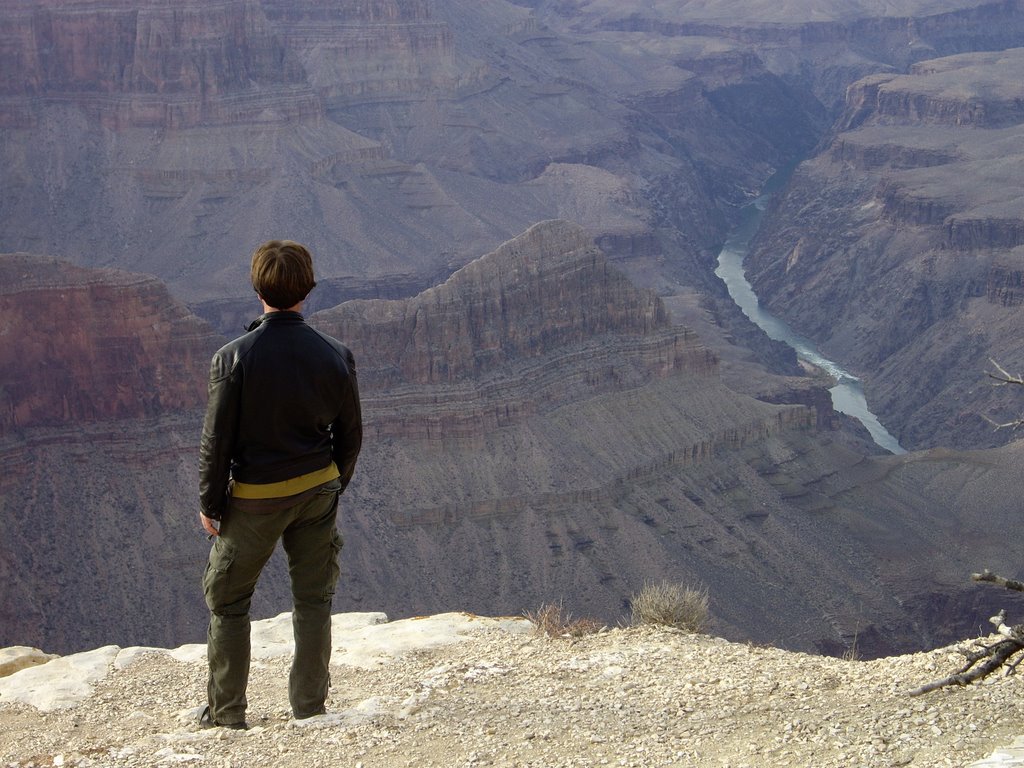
[842, 50, 1024, 130]
[1, 614, 1023, 768]
[260, 0, 455, 106]
[0, 255, 224, 653]
[4, 224, 1024, 661]
[8, 1, 1024, 662]
[0, 646, 56, 678]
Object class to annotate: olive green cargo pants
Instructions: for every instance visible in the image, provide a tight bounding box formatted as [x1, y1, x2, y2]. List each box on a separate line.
[203, 479, 343, 725]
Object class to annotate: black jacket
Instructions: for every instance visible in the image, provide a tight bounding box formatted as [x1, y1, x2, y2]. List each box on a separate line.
[199, 311, 362, 520]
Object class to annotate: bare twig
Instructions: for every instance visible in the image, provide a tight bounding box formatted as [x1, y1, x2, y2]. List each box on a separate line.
[983, 360, 1024, 429]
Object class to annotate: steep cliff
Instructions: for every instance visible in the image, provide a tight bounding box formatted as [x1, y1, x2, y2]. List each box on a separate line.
[745, 47, 1024, 449]
[315, 221, 707, 385]
[0, 230, 821, 654]
[842, 50, 1024, 129]
[5, 226, 1024, 659]
[0, 253, 218, 433]
[4, 0, 1024, 327]
[260, 0, 455, 106]
[0, 228, 822, 655]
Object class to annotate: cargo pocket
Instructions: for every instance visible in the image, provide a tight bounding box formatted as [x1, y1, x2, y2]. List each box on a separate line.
[325, 528, 344, 600]
[317, 479, 342, 496]
[202, 538, 238, 611]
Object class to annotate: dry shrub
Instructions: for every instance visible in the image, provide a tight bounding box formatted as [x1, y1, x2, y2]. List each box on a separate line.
[525, 602, 604, 638]
[630, 581, 709, 633]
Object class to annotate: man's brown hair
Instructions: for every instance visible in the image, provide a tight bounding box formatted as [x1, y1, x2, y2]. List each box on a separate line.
[251, 240, 316, 310]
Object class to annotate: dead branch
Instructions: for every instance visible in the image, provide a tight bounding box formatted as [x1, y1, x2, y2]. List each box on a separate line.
[983, 360, 1024, 429]
[909, 635, 1024, 696]
[981, 414, 1024, 431]
[911, 573, 1024, 695]
[972, 570, 1024, 592]
[987, 358, 1024, 386]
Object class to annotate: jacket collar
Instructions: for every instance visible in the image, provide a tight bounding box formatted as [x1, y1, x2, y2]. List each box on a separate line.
[246, 310, 305, 333]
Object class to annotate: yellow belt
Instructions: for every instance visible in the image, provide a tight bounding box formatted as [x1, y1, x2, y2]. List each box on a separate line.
[231, 462, 340, 500]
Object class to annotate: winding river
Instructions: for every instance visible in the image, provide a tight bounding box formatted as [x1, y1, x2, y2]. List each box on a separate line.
[714, 189, 906, 455]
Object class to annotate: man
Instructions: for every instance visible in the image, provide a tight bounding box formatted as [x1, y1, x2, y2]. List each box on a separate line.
[198, 240, 362, 729]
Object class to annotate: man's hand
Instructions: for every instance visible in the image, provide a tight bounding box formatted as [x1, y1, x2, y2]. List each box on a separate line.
[200, 511, 220, 538]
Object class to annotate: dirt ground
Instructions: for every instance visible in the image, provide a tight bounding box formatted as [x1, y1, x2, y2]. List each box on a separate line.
[2, 624, 1023, 768]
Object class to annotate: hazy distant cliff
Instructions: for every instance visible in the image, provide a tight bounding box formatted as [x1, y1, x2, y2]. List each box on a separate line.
[0, 254, 221, 652]
[0, 0, 316, 130]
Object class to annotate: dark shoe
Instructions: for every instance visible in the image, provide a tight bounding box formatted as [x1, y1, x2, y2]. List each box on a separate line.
[198, 705, 248, 731]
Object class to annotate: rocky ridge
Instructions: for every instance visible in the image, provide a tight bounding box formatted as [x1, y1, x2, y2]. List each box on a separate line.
[0, 228, 822, 655]
[313, 221, 716, 439]
[0, 254, 223, 653]
[2, 612, 1024, 768]
[0, 0, 317, 130]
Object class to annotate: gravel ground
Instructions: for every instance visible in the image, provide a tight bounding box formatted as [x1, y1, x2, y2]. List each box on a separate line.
[2, 624, 1024, 768]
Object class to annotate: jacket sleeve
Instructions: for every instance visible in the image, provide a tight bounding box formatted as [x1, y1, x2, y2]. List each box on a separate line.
[199, 351, 241, 520]
[331, 347, 363, 492]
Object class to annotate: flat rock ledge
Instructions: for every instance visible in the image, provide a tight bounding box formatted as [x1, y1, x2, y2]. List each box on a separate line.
[2, 613, 1024, 768]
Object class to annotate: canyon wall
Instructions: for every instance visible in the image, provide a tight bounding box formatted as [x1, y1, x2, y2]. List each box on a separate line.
[0, 253, 218, 434]
[0, 230, 826, 654]
[17, 0, 1023, 320]
[0, 254, 222, 652]
[746, 47, 1024, 449]
[4, 224, 1023, 659]
[0, 0, 317, 130]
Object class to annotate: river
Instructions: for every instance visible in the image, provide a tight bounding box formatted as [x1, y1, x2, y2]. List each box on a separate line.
[714, 190, 906, 455]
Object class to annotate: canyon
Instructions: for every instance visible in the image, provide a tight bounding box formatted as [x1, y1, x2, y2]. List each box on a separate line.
[4, 222, 1024, 661]
[746, 46, 1024, 449]
[4, 0, 1024, 658]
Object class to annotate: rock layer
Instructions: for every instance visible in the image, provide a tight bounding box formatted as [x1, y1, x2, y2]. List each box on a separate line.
[6, 2, 1024, 660]
[314, 221, 717, 439]
[4, 224, 1024, 659]
[0, 0, 316, 130]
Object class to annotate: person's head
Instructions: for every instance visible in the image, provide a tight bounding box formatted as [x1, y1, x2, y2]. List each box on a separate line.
[250, 240, 316, 310]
